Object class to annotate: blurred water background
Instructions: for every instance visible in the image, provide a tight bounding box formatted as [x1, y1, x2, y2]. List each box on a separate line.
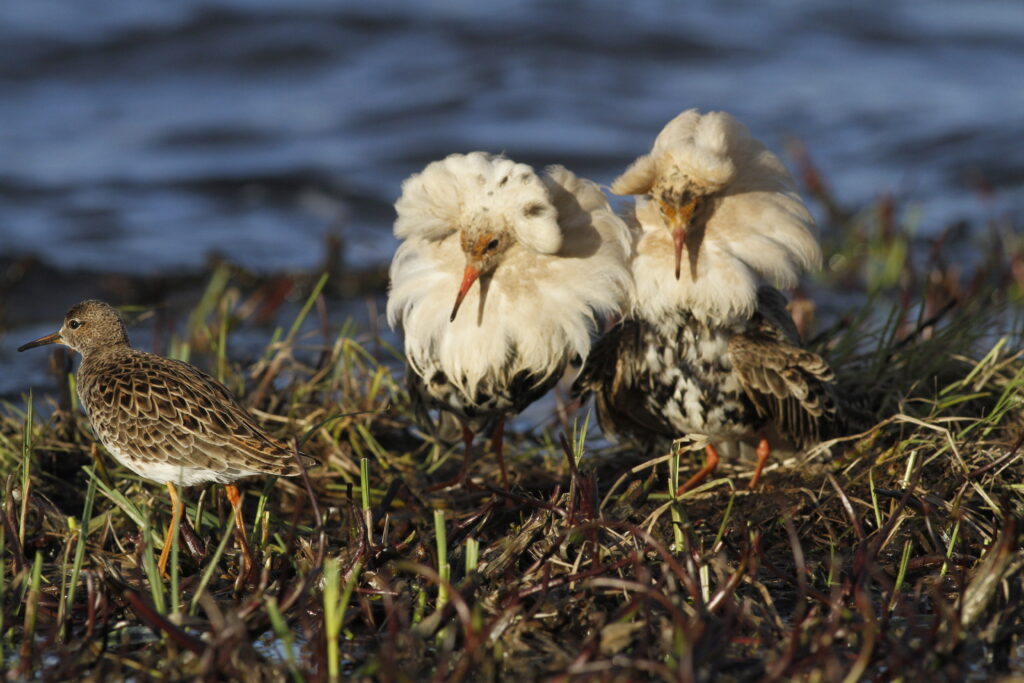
[1, 0, 1022, 394]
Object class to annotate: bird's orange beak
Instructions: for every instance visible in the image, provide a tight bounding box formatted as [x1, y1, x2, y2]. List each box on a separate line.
[450, 265, 481, 322]
[663, 198, 699, 280]
[18, 330, 62, 352]
[672, 227, 686, 280]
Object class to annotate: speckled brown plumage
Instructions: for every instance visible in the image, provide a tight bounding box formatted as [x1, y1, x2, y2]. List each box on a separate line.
[18, 299, 312, 577]
[20, 300, 309, 486]
[727, 288, 837, 448]
[78, 347, 307, 485]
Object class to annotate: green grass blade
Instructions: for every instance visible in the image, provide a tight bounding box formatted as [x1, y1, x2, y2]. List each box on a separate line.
[62, 467, 99, 634]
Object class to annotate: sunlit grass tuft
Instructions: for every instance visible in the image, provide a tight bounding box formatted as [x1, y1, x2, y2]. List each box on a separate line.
[0, 187, 1022, 679]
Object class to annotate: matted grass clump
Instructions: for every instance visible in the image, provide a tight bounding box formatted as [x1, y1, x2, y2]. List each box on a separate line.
[1, 186, 1023, 680]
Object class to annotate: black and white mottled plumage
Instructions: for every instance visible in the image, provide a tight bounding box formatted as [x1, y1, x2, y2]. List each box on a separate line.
[388, 152, 631, 486]
[576, 109, 837, 491]
[581, 286, 835, 450]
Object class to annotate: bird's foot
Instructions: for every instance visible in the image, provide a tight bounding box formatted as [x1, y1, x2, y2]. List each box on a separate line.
[748, 436, 771, 490]
[675, 444, 720, 496]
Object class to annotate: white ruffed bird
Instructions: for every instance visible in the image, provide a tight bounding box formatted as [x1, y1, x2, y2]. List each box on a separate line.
[576, 109, 838, 493]
[388, 152, 631, 488]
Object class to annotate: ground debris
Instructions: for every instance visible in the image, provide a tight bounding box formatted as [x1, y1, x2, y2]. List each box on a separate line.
[3, 200, 1024, 679]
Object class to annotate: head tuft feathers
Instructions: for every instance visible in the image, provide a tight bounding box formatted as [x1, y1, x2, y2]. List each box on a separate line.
[613, 109, 744, 196]
[388, 156, 632, 404]
[393, 152, 563, 254]
[619, 109, 820, 324]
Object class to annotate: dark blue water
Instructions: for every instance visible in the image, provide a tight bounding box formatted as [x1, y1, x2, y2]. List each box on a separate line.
[1, 0, 1021, 276]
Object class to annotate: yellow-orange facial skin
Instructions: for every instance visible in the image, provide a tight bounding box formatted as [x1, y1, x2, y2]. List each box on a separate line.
[658, 198, 699, 280]
[449, 230, 509, 322]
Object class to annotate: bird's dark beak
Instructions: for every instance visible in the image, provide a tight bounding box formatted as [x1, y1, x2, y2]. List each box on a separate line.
[450, 265, 481, 322]
[18, 330, 62, 352]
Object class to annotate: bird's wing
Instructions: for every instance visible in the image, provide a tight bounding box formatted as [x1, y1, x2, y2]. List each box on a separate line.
[727, 287, 837, 447]
[82, 353, 310, 477]
[574, 320, 679, 445]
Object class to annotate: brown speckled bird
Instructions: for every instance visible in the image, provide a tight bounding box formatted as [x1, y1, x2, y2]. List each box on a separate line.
[18, 300, 312, 577]
[576, 109, 837, 493]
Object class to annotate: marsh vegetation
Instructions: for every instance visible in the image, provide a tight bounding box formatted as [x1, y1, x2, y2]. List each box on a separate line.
[1, 176, 1022, 680]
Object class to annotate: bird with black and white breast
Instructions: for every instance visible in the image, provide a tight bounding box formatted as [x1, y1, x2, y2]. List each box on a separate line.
[388, 152, 631, 489]
[576, 109, 838, 493]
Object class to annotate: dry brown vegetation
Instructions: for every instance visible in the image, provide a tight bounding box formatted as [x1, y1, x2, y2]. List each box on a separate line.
[1, 169, 1023, 681]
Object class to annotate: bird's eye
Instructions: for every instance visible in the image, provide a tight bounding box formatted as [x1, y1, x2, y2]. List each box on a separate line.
[485, 239, 500, 251]
[68, 320, 82, 330]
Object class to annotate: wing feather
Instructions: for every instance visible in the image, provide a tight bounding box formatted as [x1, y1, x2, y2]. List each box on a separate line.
[81, 351, 314, 477]
[728, 288, 837, 447]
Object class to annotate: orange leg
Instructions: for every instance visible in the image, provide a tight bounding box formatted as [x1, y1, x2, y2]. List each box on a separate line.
[749, 436, 771, 490]
[158, 481, 183, 579]
[224, 484, 254, 578]
[490, 417, 509, 490]
[676, 444, 720, 496]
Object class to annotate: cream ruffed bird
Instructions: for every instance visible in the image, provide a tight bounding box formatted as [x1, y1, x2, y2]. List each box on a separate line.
[388, 152, 631, 488]
[576, 109, 838, 493]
